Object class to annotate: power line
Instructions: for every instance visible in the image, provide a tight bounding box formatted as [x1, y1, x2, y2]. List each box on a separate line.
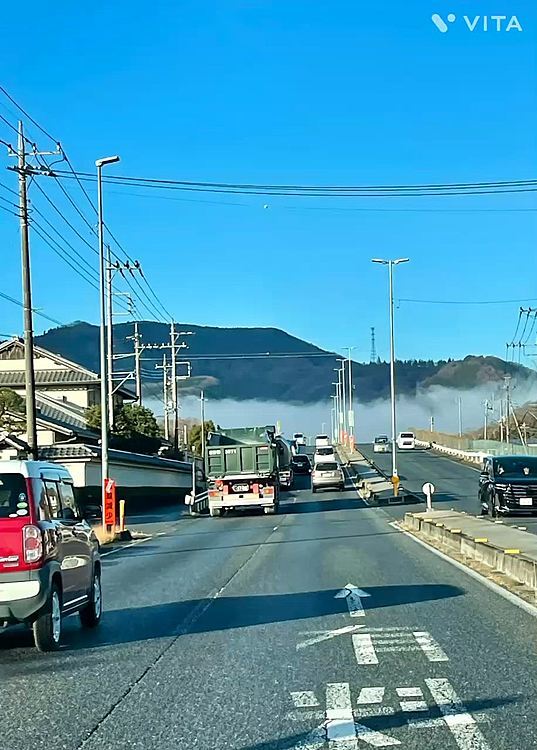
[399, 297, 537, 306]
[0, 289, 64, 326]
[31, 223, 101, 292]
[31, 179, 98, 254]
[0, 85, 58, 144]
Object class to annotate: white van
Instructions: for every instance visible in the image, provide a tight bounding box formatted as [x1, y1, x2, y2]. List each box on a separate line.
[315, 434, 330, 448]
[293, 433, 306, 447]
[396, 432, 415, 450]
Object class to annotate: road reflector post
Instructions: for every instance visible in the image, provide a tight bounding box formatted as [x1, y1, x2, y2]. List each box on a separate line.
[422, 482, 435, 512]
[119, 499, 126, 532]
[391, 475, 400, 497]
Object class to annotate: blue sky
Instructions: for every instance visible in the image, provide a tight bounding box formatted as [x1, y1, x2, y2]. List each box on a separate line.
[0, 0, 535, 363]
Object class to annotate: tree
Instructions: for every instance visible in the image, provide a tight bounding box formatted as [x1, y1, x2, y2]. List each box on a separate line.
[0, 388, 26, 434]
[85, 404, 161, 442]
[189, 420, 216, 455]
[114, 404, 161, 439]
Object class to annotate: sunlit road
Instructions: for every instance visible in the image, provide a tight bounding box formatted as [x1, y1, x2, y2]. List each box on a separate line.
[360, 442, 537, 535]
[2, 473, 537, 749]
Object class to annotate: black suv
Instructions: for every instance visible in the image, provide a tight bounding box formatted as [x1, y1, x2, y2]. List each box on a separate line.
[291, 454, 312, 475]
[479, 455, 537, 517]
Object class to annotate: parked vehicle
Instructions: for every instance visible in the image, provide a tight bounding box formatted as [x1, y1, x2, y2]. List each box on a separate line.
[312, 461, 345, 493]
[314, 445, 336, 464]
[315, 434, 330, 448]
[479, 455, 537, 517]
[0, 460, 102, 652]
[396, 432, 415, 450]
[205, 426, 280, 516]
[291, 454, 312, 474]
[293, 432, 307, 447]
[373, 435, 390, 453]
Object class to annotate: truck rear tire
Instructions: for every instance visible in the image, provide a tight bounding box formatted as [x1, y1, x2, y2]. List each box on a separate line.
[210, 507, 221, 518]
[264, 505, 276, 515]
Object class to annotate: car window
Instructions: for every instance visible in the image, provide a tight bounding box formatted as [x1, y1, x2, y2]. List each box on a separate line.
[59, 481, 78, 516]
[316, 462, 338, 471]
[44, 480, 62, 518]
[0, 473, 29, 519]
[400, 433, 414, 439]
[494, 457, 537, 477]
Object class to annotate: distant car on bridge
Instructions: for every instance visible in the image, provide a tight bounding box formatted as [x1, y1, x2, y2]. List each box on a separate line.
[315, 434, 330, 448]
[396, 432, 415, 450]
[373, 435, 390, 453]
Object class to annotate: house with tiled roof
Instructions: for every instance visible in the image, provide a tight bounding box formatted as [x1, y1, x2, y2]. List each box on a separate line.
[0, 337, 136, 450]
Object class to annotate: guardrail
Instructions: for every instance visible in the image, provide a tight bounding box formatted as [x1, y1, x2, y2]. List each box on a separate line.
[185, 490, 209, 515]
[415, 439, 488, 467]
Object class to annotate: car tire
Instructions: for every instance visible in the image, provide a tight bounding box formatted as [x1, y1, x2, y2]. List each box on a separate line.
[312, 487, 317, 494]
[80, 568, 102, 629]
[490, 493, 499, 518]
[33, 583, 62, 653]
[210, 507, 221, 518]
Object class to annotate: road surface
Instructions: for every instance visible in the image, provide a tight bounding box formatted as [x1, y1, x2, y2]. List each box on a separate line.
[360, 442, 537, 535]
[2, 473, 537, 749]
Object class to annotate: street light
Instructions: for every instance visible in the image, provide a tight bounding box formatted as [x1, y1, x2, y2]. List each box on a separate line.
[344, 346, 356, 447]
[372, 258, 410, 481]
[96, 155, 120, 530]
[332, 380, 340, 443]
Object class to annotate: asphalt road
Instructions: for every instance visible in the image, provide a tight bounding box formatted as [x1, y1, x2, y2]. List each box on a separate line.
[2, 473, 537, 749]
[359, 442, 537, 535]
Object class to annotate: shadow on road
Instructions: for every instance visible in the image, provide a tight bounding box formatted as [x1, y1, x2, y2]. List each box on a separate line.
[3, 582, 465, 653]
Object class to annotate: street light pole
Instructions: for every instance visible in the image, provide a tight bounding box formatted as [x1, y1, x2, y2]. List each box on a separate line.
[345, 346, 355, 447]
[96, 155, 120, 528]
[337, 359, 347, 445]
[372, 257, 409, 480]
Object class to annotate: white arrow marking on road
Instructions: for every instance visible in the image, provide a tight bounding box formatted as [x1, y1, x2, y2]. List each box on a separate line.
[291, 691, 320, 708]
[297, 624, 366, 650]
[335, 583, 371, 618]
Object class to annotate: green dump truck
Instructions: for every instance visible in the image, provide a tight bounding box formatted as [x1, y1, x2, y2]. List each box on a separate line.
[205, 425, 281, 517]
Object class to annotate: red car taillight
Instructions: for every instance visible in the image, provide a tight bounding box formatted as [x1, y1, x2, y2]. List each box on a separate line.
[23, 525, 43, 564]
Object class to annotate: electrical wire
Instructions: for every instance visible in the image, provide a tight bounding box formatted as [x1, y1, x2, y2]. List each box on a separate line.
[0, 289, 64, 326]
[400, 297, 537, 306]
[0, 85, 58, 144]
[30, 222, 101, 291]
[31, 179, 97, 255]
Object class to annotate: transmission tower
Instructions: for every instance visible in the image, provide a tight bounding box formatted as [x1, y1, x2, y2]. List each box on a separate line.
[370, 327, 377, 363]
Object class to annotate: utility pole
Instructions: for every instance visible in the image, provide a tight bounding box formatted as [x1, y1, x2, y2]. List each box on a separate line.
[200, 390, 206, 461]
[458, 396, 463, 438]
[157, 354, 170, 441]
[16, 122, 38, 459]
[430, 415, 435, 433]
[106, 245, 114, 429]
[133, 322, 142, 405]
[484, 400, 488, 440]
[170, 322, 179, 451]
[504, 375, 511, 445]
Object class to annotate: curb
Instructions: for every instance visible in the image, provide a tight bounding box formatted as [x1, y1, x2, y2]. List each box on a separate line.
[404, 512, 537, 590]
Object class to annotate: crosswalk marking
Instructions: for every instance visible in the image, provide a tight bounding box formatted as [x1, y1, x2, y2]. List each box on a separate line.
[352, 634, 379, 665]
[351, 629, 449, 665]
[292, 691, 321, 708]
[357, 688, 385, 705]
[426, 678, 491, 750]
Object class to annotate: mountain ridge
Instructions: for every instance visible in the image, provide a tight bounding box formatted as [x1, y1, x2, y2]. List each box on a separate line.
[33, 322, 537, 405]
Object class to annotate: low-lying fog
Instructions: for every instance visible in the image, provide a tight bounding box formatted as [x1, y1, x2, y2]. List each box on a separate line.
[147, 382, 537, 442]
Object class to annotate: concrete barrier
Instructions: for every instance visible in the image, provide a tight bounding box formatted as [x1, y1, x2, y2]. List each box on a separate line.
[405, 510, 537, 591]
[415, 439, 488, 467]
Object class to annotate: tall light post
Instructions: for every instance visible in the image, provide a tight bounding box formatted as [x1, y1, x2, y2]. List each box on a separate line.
[343, 346, 356, 447]
[330, 394, 337, 444]
[96, 155, 120, 528]
[372, 258, 410, 480]
[337, 359, 347, 444]
[332, 379, 340, 444]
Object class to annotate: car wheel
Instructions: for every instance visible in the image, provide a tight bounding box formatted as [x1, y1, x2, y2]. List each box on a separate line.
[80, 569, 102, 629]
[210, 507, 221, 517]
[490, 492, 498, 518]
[33, 583, 62, 652]
[264, 505, 276, 515]
[312, 487, 316, 494]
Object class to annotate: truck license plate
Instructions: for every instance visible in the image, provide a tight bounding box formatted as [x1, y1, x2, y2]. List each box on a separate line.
[520, 498, 533, 506]
[233, 484, 249, 493]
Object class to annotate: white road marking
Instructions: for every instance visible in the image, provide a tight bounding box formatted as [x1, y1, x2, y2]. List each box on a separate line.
[426, 678, 491, 750]
[326, 683, 358, 746]
[357, 688, 385, 705]
[291, 691, 320, 708]
[101, 534, 153, 557]
[412, 631, 449, 662]
[396, 687, 423, 698]
[395, 522, 537, 619]
[297, 625, 366, 650]
[352, 634, 379, 665]
[335, 583, 371, 618]
[354, 725, 401, 747]
[399, 700, 428, 712]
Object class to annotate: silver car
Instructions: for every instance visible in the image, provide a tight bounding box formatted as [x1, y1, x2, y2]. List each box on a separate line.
[312, 461, 345, 493]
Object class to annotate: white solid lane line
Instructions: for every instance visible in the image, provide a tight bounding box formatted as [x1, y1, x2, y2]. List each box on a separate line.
[352, 633, 379, 665]
[426, 678, 491, 750]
